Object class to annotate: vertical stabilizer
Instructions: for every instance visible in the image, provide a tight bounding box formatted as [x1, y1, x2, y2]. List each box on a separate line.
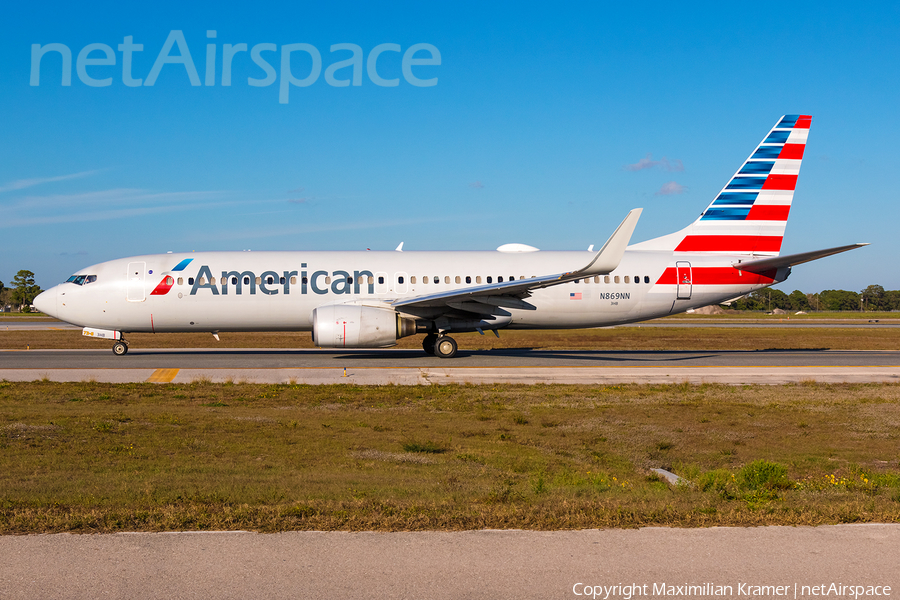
[633, 115, 811, 256]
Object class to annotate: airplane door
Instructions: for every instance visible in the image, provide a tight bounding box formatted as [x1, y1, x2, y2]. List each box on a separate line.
[676, 261, 692, 300]
[126, 261, 146, 302]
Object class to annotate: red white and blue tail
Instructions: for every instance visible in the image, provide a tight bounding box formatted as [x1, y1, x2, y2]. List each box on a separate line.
[635, 115, 810, 256]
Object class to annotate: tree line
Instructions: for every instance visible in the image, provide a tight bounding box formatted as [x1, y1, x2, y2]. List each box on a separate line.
[1, 270, 42, 312]
[729, 285, 898, 312]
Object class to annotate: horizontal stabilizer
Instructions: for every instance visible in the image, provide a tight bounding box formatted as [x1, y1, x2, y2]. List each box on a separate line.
[733, 243, 868, 274]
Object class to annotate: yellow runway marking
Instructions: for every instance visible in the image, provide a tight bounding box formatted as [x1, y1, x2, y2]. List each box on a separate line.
[146, 368, 179, 383]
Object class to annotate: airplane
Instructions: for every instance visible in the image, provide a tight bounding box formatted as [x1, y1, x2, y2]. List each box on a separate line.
[34, 115, 866, 358]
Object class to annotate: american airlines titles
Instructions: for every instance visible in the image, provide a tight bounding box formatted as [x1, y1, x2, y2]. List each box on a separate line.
[189, 265, 376, 296]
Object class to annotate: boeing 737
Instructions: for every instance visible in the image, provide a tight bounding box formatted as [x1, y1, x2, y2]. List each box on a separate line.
[34, 115, 865, 358]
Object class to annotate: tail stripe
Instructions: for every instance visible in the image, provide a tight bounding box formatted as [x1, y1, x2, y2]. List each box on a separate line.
[683, 114, 811, 255]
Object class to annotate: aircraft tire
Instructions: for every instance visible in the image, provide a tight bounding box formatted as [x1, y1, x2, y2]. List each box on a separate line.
[434, 336, 458, 359]
[422, 333, 438, 355]
[112, 342, 128, 356]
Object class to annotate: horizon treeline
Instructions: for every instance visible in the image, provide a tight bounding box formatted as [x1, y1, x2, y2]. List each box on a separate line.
[730, 285, 896, 312]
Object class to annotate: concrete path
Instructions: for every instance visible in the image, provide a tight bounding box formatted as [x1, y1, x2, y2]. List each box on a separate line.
[1, 525, 897, 599]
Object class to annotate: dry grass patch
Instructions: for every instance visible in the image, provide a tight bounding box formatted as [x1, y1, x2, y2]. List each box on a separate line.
[1, 381, 899, 532]
[4, 326, 900, 351]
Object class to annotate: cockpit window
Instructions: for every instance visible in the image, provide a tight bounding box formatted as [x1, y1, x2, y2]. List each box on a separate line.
[65, 274, 97, 285]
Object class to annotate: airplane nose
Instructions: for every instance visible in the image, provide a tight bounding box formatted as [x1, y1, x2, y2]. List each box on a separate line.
[33, 287, 58, 317]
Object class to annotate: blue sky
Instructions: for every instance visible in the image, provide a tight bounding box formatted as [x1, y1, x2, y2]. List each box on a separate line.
[2, 2, 898, 293]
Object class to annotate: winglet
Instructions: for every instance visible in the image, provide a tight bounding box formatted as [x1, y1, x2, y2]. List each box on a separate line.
[572, 208, 642, 276]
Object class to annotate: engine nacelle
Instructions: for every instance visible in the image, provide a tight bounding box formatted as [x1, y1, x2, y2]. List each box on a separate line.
[312, 304, 417, 348]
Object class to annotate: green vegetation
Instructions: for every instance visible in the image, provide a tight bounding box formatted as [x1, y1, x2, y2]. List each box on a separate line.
[8, 270, 41, 313]
[1, 381, 899, 533]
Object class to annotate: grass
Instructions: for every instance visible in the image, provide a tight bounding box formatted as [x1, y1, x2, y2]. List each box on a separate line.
[1, 381, 899, 533]
[3, 326, 900, 351]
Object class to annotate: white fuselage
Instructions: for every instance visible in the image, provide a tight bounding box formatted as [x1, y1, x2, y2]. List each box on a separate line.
[37, 247, 779, 335]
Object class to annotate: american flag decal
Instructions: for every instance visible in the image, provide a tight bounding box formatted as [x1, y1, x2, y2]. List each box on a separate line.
[570, 293, 582, 300]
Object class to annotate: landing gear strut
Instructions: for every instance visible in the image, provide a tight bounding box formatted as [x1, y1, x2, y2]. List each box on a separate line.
[433, 335, 458, 359]
[112, 340, 129, 356]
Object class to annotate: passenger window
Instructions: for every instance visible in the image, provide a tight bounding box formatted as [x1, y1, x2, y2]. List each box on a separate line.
[434, 276, 439, 284]
[624, 276, 630, 283]
[614, 276, 620, 284]
[267, 276, 274, 285]
[346, 276, 352, 284]
[511, 276, 516, 282]
[423, 276, 428, 284]
[188, 277, 195, 285]
[455, 276, 460, 284]
[231, 277, 237, 285]
[325, 276, 332, 285]
[466, 276, 471, 284]
[357, 276, 363, 284]
[644, 276, 650, 284]
[398, 276, 405, 284]
[368, 276, 374, 285]
[177, 277, 183, 286]
[210, 277, 217, 285]
[291, 276, 297, 284]
[573, 279, 578, 284]
[378, 276, 385, 284]
[604, 276, 610, 284]
[255, 277, 261, 285]
[411, 276, 417, 284]
[487, 276, 492, 284]
[584, 278, 589, 284]
[444, 276, 449, 284]
[200, 277, 207, 285]
[476, 276, 482, 284]
[594, 276, 600, 284]
[499, 276, 504, 283]
[166, 276, 174, 286]
[301, 277, 308, 285]
[634, 276, 639, 284]
[280, 277, 285, 284]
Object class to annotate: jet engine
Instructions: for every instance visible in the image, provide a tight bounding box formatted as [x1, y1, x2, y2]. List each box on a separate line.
[312, 304, 418, 348]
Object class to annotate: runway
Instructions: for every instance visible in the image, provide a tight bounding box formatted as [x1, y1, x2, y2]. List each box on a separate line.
[2, 526, 898, 600]
[3, 347, 900, 384]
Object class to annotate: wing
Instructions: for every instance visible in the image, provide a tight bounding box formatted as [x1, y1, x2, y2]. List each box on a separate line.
[392, 209, 642, 312]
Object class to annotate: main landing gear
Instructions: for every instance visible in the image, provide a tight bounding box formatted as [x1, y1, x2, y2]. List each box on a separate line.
[423, 333, 458, 359]
[112, 340, 129, 356]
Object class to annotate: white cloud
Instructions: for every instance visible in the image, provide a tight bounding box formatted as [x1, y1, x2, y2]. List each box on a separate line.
[655, 181, 688, 196]
[625, 154, 684, 172]
[0, 170, 102, 193]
